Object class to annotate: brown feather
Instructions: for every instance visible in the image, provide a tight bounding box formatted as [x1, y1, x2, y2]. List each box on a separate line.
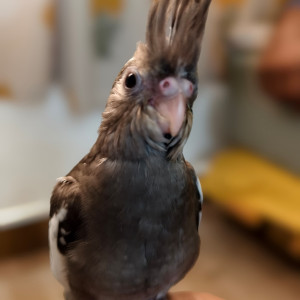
[146, 0, 211, 75]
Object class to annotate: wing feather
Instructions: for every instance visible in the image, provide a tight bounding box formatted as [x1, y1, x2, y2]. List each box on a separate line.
[49, 176, 83, 288]
[185, 162, 203, 230]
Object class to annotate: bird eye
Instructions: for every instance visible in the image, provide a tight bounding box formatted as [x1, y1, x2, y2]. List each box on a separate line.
[125, 73, 137, 89]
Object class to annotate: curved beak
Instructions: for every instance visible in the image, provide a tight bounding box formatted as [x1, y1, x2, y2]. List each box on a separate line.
[151, 76, 194, 137]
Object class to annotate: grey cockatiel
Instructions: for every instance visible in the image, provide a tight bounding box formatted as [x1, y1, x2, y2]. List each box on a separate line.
[49, 1, 211, 299]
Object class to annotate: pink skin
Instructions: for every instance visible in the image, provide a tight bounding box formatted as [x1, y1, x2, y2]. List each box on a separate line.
[159, 77, 194, 99]
[150, 76, 194, 137]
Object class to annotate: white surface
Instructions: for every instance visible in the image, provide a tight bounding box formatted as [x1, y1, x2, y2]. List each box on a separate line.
[0, 86, 100, 229]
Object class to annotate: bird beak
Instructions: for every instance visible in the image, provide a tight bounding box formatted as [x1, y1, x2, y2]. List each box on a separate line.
[150, 76, 194, 137]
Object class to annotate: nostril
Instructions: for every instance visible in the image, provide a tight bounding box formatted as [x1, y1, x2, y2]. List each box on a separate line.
[162, 80, 170, 89]
[159, 77, 179, 96]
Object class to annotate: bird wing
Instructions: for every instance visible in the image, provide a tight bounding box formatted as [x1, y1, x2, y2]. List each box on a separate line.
[49, 176, 83, 288]
[196, 174, 203, 226]
[186, 162, 203, 230]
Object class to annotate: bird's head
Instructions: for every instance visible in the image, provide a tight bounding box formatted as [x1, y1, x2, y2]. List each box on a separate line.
[98, 0, 211, 161]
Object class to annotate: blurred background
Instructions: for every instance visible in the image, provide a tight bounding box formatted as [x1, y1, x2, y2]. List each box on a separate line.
[0, 0, 300, 299]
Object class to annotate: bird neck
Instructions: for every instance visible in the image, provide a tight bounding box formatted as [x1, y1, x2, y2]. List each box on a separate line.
[94, 101, 188, 162]
[94, 119, 159, 161]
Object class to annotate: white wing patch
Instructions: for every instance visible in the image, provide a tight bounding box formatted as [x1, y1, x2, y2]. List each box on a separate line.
[49, 207, 69, 289]
[196, 177, 203, 224]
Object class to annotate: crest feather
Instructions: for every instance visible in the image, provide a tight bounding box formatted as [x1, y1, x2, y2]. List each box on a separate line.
[145, 0, 211, 70]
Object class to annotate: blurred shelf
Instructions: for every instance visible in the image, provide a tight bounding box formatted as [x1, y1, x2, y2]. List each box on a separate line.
[201, 148, 300, 261]
[0, 200, 49, 231]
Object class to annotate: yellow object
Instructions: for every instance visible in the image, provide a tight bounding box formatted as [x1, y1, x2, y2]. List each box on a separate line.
[91, 0, 123, 16]
[201, 149, 300, 259]
[0, 84, 13, 99]
[43, 1, 56, 31]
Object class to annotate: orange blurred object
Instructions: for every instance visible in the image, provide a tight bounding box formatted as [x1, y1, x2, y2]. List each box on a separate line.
[0, 0, 55, 101]
[259, 7, 300, 105]
[91, 0, 123, 16]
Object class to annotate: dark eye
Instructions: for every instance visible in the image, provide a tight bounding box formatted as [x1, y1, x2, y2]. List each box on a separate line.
[125, 73, 137, 89]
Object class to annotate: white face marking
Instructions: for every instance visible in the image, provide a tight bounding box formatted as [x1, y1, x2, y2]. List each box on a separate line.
[49, 207, 69, 289]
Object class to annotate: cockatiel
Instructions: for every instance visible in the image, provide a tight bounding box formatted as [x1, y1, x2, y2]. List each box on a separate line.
[49, 0, 211, 299]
